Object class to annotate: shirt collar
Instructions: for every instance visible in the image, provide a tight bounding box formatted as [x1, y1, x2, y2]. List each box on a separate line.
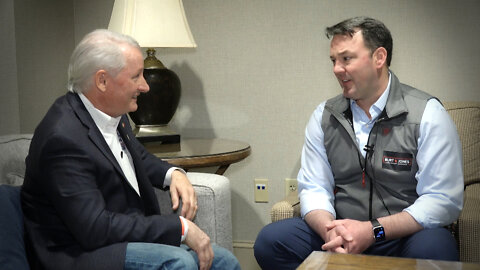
[78, 93, 121, 134]
[350, 72, 392, 119]
[373, 72, 392, 112]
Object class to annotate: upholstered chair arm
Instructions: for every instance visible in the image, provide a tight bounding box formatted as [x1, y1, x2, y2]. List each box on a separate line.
[457, 183, 480, 262]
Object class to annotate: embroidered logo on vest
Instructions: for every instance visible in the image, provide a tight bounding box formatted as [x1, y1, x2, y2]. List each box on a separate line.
[382, 151, 413, 171]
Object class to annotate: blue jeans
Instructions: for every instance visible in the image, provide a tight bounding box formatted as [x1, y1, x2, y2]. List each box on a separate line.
[124, 242, 240, 270]
[254, 217, 459, 270]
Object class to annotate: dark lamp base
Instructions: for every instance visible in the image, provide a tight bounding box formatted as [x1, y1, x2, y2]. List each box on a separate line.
[134, 125, 180, 144]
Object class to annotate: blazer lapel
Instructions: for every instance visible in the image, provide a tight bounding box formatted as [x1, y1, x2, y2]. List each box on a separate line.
[67, 92, 160, 215]
[117, 116, 161, 215]
[66, 93, 134, 189]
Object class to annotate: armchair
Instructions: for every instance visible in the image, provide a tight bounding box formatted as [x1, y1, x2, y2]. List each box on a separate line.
[0, 134, 232, 269]
[270, 101, 480, 263]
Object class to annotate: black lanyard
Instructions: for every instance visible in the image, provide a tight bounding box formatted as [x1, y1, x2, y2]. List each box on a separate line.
[343, 105, 391, 219]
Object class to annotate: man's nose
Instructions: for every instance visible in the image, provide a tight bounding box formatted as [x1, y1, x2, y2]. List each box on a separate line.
[139, 76, 150, 93]
[333, 62, 345, 75]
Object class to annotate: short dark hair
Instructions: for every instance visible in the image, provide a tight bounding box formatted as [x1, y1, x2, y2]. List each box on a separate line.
[325, 17, 393, 66]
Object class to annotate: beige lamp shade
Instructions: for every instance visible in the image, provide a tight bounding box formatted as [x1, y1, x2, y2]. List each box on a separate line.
[108, 0, 197, 48]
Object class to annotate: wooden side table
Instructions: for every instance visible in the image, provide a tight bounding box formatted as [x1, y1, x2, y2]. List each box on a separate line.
[297, 251, 480, 270]
[145, 138, 251, 175]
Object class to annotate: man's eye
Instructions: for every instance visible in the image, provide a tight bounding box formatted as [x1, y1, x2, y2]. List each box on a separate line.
[344, 57, 351, 61]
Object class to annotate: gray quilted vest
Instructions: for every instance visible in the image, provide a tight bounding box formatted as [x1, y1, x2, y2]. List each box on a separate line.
[322, 73, 434, 221]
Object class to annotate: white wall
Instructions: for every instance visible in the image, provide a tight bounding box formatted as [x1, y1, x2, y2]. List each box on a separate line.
[0, 0, 75, 135]
[0, 0, 20, 134]
[2, 0, 479, 246]
[161, 0, 480, 242]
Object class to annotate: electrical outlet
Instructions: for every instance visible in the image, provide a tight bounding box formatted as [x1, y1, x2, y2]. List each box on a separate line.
[254, 178, 268, 203]
[285, 178, 298, 197]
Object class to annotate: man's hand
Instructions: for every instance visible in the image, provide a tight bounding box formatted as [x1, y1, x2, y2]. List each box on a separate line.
[304, 210, 373, 254]
[323, 219, 374, 254]
[304, 209, 350, 252]
[184, 219, 213, 270]
[322, 222, 353, 253]
[322, 212, 423, 254]
[170, 170, 197, 220]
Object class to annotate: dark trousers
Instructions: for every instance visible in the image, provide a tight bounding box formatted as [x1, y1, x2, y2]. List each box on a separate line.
[254, 217, 459, 270]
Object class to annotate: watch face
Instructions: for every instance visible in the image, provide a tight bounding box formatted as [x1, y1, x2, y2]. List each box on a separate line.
[374, 227, 385, 242]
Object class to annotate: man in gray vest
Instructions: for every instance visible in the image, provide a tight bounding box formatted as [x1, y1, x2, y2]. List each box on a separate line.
[254, 17, 463, 269]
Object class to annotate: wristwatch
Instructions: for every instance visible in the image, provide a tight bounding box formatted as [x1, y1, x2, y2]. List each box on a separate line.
[371, 219, 386, 242]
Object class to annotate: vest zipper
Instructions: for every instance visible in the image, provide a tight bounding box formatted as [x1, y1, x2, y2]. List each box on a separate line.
[368, 115, 390, 219]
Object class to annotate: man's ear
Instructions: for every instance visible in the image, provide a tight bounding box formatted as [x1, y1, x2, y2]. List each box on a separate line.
[95, 70, 108, 92]
[373, 47, 387, 68]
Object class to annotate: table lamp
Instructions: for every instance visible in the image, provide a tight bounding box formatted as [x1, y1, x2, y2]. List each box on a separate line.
[108, 0, 196, 144]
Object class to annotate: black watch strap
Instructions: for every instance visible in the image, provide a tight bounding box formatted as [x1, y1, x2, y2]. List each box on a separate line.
[371, 219, 386, 242]
[371, 219, 381, 228]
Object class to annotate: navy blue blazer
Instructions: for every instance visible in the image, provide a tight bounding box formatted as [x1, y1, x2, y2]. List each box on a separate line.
[21, 92, 181, 270]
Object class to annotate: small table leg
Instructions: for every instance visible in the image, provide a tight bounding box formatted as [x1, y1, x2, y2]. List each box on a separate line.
[215, 165, 230, 175]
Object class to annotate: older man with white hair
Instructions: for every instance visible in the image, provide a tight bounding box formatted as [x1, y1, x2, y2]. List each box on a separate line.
[21, 29, 239, 270]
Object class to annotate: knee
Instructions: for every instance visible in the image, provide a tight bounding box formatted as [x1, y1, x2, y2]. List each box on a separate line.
[254, 223, 287, 269]
[211, 245, 240, 270]
[403, 228, 459, 261]
[164, 249, 197, 270]
[254, 218, 315, 270]
[254, 224, 277, 259]
[125, 243, 197, 270]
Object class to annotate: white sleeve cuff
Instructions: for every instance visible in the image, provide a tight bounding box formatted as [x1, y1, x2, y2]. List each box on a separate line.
[179, 216, 189, 242]
[164, 167, 187, 188]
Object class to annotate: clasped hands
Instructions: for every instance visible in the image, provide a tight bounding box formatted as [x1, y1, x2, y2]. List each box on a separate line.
[321, 219, 375, 254]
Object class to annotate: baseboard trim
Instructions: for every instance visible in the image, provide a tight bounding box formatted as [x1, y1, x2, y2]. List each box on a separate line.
[233, 240, 255, 249]
[233, 241, 261, 270]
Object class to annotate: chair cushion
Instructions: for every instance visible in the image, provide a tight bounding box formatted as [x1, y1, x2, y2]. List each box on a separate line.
[458, 184, 480, 262]
[0, 185, 30, 270]
[0, 134, 32, 186]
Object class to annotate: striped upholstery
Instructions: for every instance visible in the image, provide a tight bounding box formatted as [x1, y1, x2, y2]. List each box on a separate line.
[445, 102, 480, 262]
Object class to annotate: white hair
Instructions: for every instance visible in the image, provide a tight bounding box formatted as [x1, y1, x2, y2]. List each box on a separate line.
[67, 29, 140, 93]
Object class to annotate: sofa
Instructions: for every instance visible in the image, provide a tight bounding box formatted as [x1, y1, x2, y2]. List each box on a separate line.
[270, 101, 480, 263]
[0, 134, 233, 269]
